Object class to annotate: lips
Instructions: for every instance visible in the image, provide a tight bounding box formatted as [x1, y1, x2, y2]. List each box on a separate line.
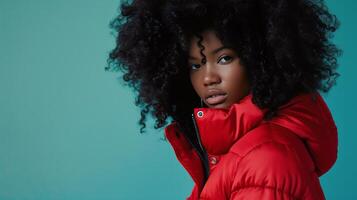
[205, 89, 228, 105]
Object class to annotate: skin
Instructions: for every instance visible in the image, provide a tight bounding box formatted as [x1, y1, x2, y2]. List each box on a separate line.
[188, 30, 251, 109]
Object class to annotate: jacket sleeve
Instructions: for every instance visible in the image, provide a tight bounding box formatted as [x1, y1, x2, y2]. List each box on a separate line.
[229, 141, 325, 200]
[186, 184, 199, 200]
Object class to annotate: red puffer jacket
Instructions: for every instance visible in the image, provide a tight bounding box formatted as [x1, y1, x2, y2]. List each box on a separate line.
[164, 91, 338, 200]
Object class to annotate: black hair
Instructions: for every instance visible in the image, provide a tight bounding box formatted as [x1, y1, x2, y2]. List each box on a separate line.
[106, 0, 342, 136]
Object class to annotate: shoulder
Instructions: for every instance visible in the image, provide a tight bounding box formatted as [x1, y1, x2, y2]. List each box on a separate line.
[228, 122, 314, 175]
[225, 122, 319, 199]
[229, 122, 315, 172]
[230, 122, 314, 165]
[224, 122, 316, 175]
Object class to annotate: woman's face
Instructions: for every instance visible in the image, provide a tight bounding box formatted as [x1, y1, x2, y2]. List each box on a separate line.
[188, 30, 250, 109]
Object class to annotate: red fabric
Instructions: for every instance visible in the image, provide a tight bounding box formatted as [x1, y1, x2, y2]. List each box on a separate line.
[164, 91, 338, 200]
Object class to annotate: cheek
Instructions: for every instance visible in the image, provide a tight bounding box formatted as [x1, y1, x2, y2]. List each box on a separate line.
[222, 63, 244, 83]
[223, 64, 248, 96]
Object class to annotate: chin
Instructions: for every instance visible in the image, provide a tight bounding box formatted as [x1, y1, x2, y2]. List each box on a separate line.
[207, 102, 231, 109]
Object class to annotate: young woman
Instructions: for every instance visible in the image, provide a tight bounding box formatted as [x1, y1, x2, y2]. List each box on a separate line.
[106, 0, 341, 199]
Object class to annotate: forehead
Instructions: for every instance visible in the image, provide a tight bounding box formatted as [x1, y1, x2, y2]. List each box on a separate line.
[188, 30, 223, 52]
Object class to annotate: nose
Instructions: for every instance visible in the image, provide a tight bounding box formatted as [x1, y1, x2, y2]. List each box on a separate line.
[203, 65, 221, 86]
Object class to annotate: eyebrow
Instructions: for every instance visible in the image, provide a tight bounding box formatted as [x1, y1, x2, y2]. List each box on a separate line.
[188, 46, 232, 60]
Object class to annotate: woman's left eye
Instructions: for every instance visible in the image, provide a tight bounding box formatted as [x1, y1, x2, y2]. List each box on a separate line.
[218, 55, 233, 64]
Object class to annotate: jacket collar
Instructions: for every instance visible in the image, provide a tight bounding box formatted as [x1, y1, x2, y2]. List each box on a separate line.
[192, 92, 268, 156]
[165, 91, 338, 191]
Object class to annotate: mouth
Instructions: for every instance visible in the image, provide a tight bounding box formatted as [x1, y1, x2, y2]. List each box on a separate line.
[205, 90, 228, 106]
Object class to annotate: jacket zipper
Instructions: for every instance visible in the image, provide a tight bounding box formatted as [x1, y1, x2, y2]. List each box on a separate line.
[191, 113, 210, 183]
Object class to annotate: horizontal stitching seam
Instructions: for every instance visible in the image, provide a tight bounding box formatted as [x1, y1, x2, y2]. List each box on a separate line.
[231, 184, 298, 200]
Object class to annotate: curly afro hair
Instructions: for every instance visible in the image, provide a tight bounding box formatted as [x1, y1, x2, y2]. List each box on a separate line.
[106, 0, 342, 136]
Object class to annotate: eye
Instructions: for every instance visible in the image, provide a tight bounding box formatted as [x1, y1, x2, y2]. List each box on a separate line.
[189, 63, 201, 70]
[218, 55, 233, 64]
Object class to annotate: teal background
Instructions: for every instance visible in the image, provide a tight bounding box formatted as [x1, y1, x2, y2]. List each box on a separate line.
[0, 0, 355, 199]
